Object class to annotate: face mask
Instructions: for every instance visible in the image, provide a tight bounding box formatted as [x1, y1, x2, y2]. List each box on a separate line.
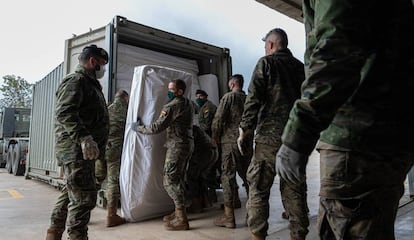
[95, 64, 106, 79]
[167, 91, 175, 101]
[195, 98, 205, 106]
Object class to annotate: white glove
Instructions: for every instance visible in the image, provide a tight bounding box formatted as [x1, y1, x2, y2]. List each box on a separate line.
[275, 144, 308, 185]
[131, 117, 141, 132]
[80, 135, 99, 160]
[237, 127, 251, 156]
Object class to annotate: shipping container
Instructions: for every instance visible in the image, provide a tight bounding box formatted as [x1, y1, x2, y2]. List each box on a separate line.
[26, 15, 232, 186]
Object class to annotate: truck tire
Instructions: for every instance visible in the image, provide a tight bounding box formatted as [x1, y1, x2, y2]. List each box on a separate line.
[6, 146, 13, 174]
[12, 144, 25, 176]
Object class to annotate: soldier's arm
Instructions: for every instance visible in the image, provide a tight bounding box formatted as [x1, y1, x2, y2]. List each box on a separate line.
[137, 105, 174, 134]
[55, 76, 90, 143]
[239, 58, 267, 132]
[282, 0, 366, 154]
[211, 95, 229, 141]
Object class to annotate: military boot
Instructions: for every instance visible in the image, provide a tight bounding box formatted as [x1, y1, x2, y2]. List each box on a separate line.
[251, 232, 265, 240]
[106, 205, 126, 227]
[164, 208, 190, 231]
[162, 211, 175, 222]
[214, 206, 235, 228]
[45, 227, 64, 240]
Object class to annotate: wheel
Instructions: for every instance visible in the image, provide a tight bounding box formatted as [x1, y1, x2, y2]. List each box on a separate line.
[6, 146, 13, 174]
[12, 144, 24, 176]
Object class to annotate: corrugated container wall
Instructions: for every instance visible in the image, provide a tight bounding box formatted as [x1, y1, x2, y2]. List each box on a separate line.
[27, 63, 64, 186]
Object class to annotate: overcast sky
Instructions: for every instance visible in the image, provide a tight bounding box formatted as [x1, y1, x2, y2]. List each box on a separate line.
[1, 0, 304, 87]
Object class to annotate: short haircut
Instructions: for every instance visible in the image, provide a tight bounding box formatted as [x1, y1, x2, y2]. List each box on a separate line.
[78, 44, 109, 63]
[230, 74, 244, 88]
[171, 79, 187, 93]
[263, 28, 288, 49]
[115, 90, 129, 99]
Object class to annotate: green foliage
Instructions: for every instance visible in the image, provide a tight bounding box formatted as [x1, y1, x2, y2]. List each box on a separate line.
[0, 75, 33, 109]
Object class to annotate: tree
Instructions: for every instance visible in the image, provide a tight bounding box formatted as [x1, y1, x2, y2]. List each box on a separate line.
[0, 75, 33, 109]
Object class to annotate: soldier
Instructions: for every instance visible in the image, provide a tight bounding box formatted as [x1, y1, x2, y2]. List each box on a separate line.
[238, 28, 308, 240]
[194, 89, 216, 136]
[194, 89, 219, 205]
[97, 89, 129, 227]
[132, 79, 194, 231]
[186, 125, 218, 213]
[211, 74, 250, 229]
[45, 44, 109, 240]
[276, 1, 414, 240]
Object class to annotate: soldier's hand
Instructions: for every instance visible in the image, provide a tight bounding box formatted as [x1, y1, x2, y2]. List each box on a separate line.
[237, 127, 251, 156]
[131, 118, 141, 132]
[80, 135, 100, 160]
[275, 144, 308, 185]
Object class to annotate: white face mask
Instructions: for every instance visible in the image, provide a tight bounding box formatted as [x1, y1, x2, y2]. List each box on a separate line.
[95, 65, 106, 79]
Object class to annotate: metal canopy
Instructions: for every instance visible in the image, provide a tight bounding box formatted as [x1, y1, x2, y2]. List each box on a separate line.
[256, 0, 303, 22]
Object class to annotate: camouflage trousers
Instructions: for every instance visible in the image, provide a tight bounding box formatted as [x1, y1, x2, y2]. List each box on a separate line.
[50, 160, 97, 240]
[187, 147, 217, 199]
[164, 142, 194, 209]
[246, 143, 309, 238]
[104, 142, 123, 207]
[318, 149, 414, 240]
[220, 142, 250, 207]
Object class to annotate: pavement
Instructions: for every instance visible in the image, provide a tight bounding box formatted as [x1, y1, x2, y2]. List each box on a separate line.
[0, 150, 413, 240]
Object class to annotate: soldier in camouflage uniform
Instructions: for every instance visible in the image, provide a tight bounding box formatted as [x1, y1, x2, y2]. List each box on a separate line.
[195, 89, 217, 136]
[238, 28, 307, 240]
[186, 125, 217, 213]
[132, 79, 194, 231]
[98, 90, 129, 227]
[276, 1, 414, 239]
[45, 44, 109, 240]
[194, 89, 219, 206]
[211, 74, 250, 229]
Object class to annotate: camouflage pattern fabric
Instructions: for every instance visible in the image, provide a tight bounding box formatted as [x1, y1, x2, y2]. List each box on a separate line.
[280, 0, 414, 239]
[102, 96, 128, 207]
[197, 99, 216, 136]
[186, 125, 217, 200]
[55, 65, 109, 165]
[212, 90, 246, 144]
[50, 186, 69, 230]
[136, 96, 194, 208]
[239, 47, 305, 237]
[246, 143, 308, 238]
[50, 64, 109, 240]
[317, 149, 413, 240]
[212, 90, 247, 207]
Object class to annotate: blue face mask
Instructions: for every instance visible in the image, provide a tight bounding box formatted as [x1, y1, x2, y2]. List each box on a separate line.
[167, 91, 175, 101]
[195, 98, 205, 106]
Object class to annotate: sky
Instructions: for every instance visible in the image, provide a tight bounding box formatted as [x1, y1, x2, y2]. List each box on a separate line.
[0, 0, 305, 88]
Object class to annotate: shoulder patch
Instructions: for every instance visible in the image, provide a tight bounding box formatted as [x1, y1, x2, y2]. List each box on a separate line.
[161, 110, 167, 116]
[204, 109, 209, 113]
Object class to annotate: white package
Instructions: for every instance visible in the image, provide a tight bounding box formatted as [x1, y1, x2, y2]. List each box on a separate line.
[120, 65, 193, 222]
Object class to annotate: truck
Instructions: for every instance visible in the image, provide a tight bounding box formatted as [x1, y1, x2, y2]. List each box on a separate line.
[0, 107, 31, 176]
[26, 15, 231, 187]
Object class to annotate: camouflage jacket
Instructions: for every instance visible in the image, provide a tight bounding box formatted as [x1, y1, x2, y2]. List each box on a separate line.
[198, 99, 217, 136]
[212, 90, 246, 144]
[107, 96, 128, 147]
[240, 48, 304, 146]
[55, 65, 109, 164]
[282, 0, 414, 154]
[136, 96, 194, 148]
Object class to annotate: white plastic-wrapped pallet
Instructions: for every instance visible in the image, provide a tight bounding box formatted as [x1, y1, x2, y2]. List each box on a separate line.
[120, 65, 194, 222]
